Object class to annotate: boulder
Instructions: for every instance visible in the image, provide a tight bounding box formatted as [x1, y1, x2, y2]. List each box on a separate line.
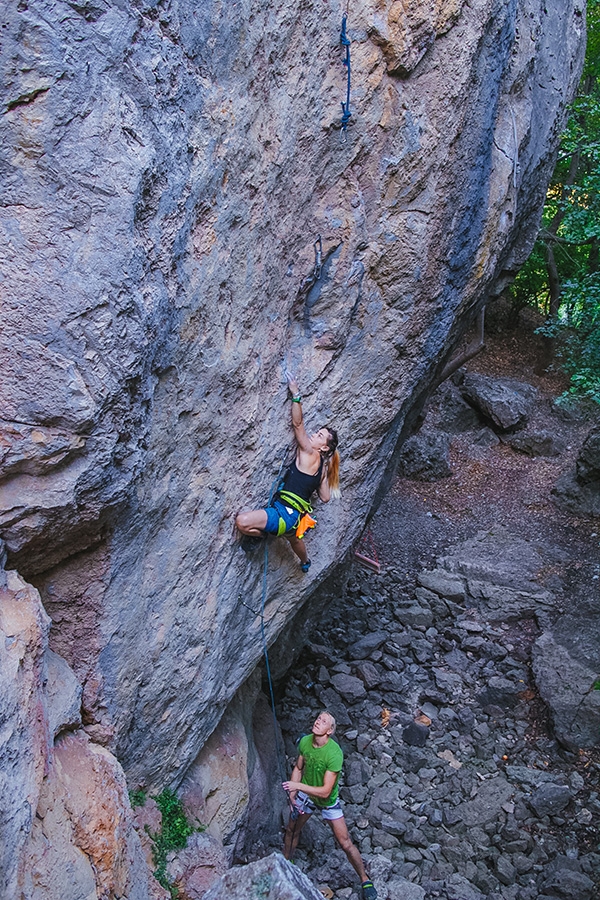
[331, 673, 367, 702]
[395, 606, 434, 628]
[476, 676, 523, 709]
[434, 527, 559, 621]
[398, 433, 452, 481]
[461, 374, 538, 432]
[167, 831, 228, 900]
[455, 776, 513, 827]
[529, 783, 572, 817]
[505, 766, 564, 788]
[428, 383, 482, 434]
[533, 620, 600, 750]
[46, 649, 82, 739]
[202, 852, 325, 900]
[444, 873, 486, 900]
[472, 427, 501, 447]
[385, 879, 426, 900]
[577, 424, 600, 483]
[553, 424, 600, 516]
[355, 661, 382, 690]
[506, 430, 564, 457]
[403, 722, 430, 747]
[552, 472, 600, 517]
[347, 632, 388, 660]
[417, 569, 466, 602]
[538, 866, 595, 900]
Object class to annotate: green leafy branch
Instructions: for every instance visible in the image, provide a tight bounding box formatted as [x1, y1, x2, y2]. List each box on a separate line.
[130, 788, 204, 899]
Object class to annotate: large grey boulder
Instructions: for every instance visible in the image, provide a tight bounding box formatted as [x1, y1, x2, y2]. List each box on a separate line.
[577, 424, 600, 483]
[203, 852, 326, 900]
[398, 432, 452, 481]
[348, 631, 388, 660]
[552, 472, 600, 517]
[0, 0, 585, 791]
[331, 672, 367, 702]
[454, 776, 513, 827]
[539, 866, 595, 900]
[532, 609, 600, 750]
[461, 374, 538, 432]
[506, 429, 564, 457]
[435, 527, 557, 621]
[553, 424, 600, 516]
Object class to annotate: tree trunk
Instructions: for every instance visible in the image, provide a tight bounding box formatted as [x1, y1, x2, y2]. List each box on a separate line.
[589, 237, 598, 274]
[432, 308, 486, 390]
[547, 243, 561, 318]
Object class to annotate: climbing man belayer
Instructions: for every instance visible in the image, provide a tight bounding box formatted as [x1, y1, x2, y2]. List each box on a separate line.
[235, 375, 340, 573]
[281, 711, 377, 900]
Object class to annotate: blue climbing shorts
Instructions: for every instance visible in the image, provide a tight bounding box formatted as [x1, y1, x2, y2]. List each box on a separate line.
[263, 500, 300, 536]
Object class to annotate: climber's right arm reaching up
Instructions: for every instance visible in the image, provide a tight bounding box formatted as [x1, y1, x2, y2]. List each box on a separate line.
[287, 376, 314, 458]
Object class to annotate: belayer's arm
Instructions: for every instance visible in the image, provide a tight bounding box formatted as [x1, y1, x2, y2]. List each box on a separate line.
[282, 769, 338, 800]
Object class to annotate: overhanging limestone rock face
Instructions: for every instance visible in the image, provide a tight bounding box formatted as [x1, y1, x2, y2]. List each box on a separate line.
[0, 0, 585, 786]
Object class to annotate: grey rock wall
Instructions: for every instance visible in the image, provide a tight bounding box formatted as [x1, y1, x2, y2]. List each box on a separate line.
[0, 0, 586, 789]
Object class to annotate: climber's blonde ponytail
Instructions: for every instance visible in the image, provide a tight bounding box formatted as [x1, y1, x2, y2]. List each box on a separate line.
[324, 426, 340, 499]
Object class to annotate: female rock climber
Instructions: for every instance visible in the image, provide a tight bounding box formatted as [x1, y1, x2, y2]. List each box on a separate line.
[235, 376, 339, 573]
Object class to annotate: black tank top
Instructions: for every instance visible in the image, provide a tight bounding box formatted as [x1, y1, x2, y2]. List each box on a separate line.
[280, 457, 323, 503]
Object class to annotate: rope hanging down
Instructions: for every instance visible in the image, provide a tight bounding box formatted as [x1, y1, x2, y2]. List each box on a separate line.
[259, 447, 291, 787]
[340, 15, 352, 135]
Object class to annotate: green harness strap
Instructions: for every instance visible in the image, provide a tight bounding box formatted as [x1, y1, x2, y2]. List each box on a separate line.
[277, 490, 314, 515]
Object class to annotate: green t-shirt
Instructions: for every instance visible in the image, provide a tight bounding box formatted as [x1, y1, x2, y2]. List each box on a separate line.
[298, 734, 344, 807]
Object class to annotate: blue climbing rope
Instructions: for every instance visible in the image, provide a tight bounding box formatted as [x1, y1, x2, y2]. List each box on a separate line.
[340, 15, 352, 134]
[259, 446, 291, 786]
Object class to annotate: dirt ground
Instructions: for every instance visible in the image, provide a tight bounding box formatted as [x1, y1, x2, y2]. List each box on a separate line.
[368, 326, 600, 600]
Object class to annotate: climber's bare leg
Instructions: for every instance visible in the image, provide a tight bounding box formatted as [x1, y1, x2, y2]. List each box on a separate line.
[286, 534, 309, 564]
[236, 509, 268, 537]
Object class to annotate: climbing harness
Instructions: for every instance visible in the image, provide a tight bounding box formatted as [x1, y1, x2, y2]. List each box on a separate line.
[354, 527, 380, 573]
[340, 15, 352, 139]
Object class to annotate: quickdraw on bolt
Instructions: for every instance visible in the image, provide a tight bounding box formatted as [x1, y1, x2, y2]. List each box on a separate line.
[340, 15, 352, 138]
[313, 235, 323, 281]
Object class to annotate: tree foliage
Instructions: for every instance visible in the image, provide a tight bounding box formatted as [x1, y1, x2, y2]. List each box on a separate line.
[511, 0, 600, 403]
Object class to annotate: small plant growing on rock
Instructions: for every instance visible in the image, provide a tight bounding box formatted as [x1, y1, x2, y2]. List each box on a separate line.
[149, 788, 203, 898]
[128, 788, 147, 808]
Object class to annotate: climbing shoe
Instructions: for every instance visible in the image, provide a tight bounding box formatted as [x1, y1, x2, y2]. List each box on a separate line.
[300, 558, 312, 573]
[240, 535, 264, 554]
[361, 881, 377, 900]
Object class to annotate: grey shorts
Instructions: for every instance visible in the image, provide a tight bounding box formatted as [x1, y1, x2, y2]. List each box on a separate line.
[293, 790, 344, 821]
